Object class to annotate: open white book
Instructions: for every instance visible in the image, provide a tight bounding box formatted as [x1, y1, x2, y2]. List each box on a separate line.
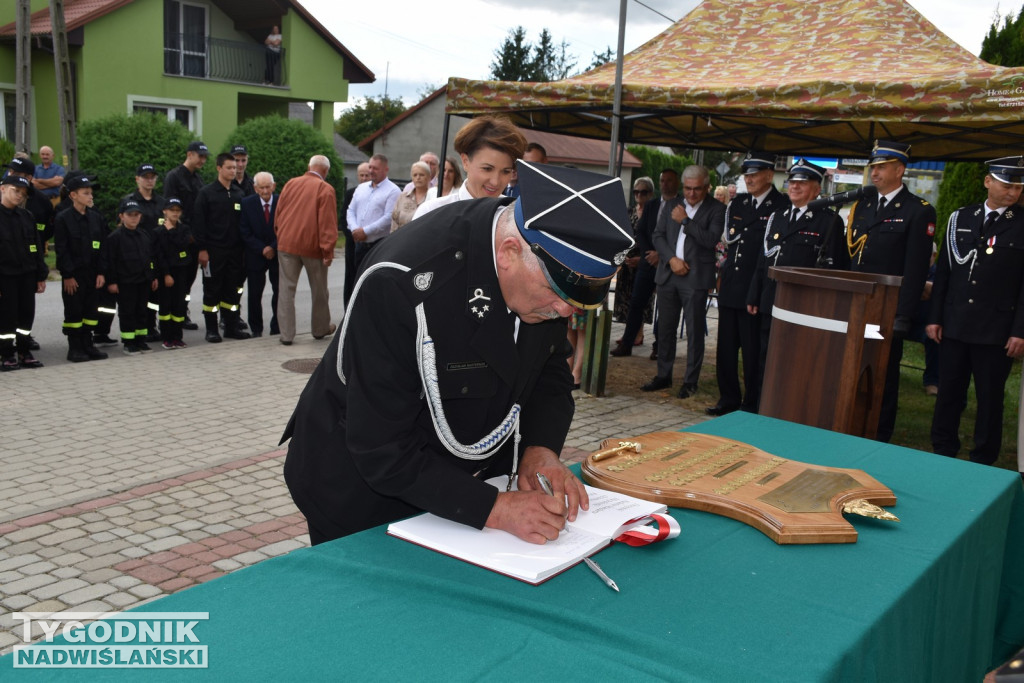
[387, 476, 672, 585]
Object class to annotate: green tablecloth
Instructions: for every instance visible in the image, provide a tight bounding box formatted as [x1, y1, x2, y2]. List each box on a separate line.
[5, 413, 1023, 681]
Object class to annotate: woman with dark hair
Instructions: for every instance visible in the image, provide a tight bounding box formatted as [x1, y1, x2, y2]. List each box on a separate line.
[414, 115, 526, 218]
[426, 158, 463, 199]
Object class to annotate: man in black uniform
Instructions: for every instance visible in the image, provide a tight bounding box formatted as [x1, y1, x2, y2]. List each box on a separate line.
[283, 161, 634, 545]
[125, 163, 165, 341]
[192, 153, 249, 342]
[846, 140, 936, 442]
[707, 152, 789, 415]
[230, 145, 255, 197]
[0, 176, 48, 370]
[747, 159, 849, 398]
[164, 141, 208, 330]
[927, 157, 1024, 466]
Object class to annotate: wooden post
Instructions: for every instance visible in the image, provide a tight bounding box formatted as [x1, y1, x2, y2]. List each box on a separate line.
[14, 0, 31, 154]
[49, 0, 78, 168]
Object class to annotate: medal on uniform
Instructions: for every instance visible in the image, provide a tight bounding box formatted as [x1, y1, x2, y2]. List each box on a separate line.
[986, 235, 996, 254]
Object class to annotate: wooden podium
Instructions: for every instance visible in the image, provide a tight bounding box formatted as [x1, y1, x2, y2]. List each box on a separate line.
[759, 267, 902, 439]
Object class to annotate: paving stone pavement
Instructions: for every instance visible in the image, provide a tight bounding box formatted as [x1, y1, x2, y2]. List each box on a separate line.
[0, 316, 708, 654]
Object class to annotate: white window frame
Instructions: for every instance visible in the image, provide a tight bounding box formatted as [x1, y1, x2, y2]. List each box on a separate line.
[127, 95, 202, 136]
[0, 81, 36, 150]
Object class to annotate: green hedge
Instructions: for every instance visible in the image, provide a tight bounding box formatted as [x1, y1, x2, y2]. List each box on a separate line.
[223, 116, 345, 204]
[77, 112, 201, 222]
[934, 161, 987, 245]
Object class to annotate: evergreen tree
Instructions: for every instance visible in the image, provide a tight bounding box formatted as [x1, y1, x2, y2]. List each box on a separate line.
[490, 27, 578, 82]
[490, 27, 536, 81]
[334, 95, 407, 146]
[936, 6, 1024, 232]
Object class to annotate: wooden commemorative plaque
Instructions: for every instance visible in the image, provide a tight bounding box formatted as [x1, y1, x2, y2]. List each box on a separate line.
[581, 431, 898, 544]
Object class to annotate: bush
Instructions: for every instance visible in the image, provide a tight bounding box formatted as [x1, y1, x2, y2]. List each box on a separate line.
[934, 161, 987, 244]
[0, 138, 15, 168]
[222, 116, 345, 204]
[77, 112, 199, 222]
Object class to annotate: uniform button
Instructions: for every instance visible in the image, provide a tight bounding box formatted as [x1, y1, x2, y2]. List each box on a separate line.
[549, 345, 555, 353]
[968, 299, 974, 304]
[461, 386, 468, 394]
[735, 266, 739, 270]
[454, 251, 464, 261]
[971, 280, 977, 285]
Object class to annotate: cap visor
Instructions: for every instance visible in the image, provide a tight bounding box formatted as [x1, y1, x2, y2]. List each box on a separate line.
[533, 246, 612, 310]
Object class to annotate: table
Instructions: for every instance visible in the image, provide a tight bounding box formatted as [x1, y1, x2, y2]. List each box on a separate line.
[5, 413, 1023, 681]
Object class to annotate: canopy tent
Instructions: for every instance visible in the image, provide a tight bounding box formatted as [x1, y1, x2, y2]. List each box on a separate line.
[446, 0, 1024, 161]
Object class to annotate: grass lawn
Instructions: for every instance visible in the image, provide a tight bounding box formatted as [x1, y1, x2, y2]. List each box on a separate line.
[892, 339, 1020, 473]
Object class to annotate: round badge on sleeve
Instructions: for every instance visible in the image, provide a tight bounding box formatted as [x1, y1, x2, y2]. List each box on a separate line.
[613, 250, 628, 266]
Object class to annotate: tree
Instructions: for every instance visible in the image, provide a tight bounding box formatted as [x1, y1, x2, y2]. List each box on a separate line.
[226, 116, 346, 202]
[490, 26, 536, 81]
[77, 112, 197, 221]
[589, 47, 615, 71]
[334, 95, 407, 146]
[489, 27, 578, 82]
[935, 6, 1024, 233]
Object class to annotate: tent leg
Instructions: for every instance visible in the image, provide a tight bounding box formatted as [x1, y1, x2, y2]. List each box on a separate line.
[581, 308, 611, 397]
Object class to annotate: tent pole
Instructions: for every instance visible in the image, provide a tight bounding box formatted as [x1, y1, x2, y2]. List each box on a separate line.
[438, 109, 451, 195]
[584, 0, 629, 397]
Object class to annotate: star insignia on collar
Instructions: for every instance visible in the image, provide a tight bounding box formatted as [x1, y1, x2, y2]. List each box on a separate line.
[1007, 210, 1015, 219]
[805, 211, 813, 219]
[974, 207, 982, 216]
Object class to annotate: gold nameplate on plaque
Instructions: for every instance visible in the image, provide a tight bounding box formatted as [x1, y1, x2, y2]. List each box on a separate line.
[581, 431, 898, 544]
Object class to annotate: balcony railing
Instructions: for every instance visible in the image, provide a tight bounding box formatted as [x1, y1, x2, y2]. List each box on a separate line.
[164, 33, 286, 86]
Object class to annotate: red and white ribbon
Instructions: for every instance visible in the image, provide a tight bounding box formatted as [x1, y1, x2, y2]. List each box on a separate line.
[613, 513, 681, 547]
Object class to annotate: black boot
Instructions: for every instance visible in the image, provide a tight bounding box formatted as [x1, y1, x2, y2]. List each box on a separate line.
[222, 310, 251, 340]
[82, 332, 108, 360]
[67, 334, 90, 363]
[204, 312, 222, 343]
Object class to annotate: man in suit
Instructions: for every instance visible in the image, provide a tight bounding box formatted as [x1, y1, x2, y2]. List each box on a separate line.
[282, 161, 634, 544]
[927, 157, 1024, 466]
[847, 140, 936, 442]
[239, 171, 279, 337]
[610, 168, 677, 358]
[746, 159, 849, 399]
[707, 152, 789, 415]
[644, 165, 725, 399]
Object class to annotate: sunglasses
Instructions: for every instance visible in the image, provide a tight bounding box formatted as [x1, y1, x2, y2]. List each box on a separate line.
[633, 189, 651, 195]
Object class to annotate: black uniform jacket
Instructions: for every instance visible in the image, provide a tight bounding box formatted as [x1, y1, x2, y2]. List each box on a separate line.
[102, 227, 155, 285]
[192, 181, 244, 250]
[747, 206, 849, 315]
[719, 187, 790, 308]
[846, 185, 936, 319]
[163, 165, 204, 223]
[54, 206, 107, 278]
[929, 203, 1024, 345]
[155, 223, 195, 274]
[125, 190, 165, 236]
[0, 203, 48, 279]
[282, 198, 575, 537]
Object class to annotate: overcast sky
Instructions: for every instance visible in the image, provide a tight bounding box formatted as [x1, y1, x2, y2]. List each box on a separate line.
[297, 0, 1018, 114]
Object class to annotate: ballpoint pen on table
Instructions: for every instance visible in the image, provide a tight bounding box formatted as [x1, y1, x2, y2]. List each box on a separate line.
[535, 472, 620, 592]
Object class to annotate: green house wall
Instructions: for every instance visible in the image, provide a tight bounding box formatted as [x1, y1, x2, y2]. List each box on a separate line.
[0, 0, 356, 162]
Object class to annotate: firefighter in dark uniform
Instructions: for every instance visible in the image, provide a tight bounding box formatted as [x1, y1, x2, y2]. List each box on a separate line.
[747, 159, 849, 397]
[230, 145, 255, 197]
[154, 197, 194, 348]
[927, 157, 1024, 466]
[125, 163, 165, 341]
[164, 141, 209, 330]
[192, 153, 249, 342]
[0, 175, 47, 370]
[708, 151, 790, 416]
[283, 161, 635, 545]
[846, 140, 936, 442]
[53, 175, 110, 363]
[102, 198, 158, 354]
[5, 158, 53, 352]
